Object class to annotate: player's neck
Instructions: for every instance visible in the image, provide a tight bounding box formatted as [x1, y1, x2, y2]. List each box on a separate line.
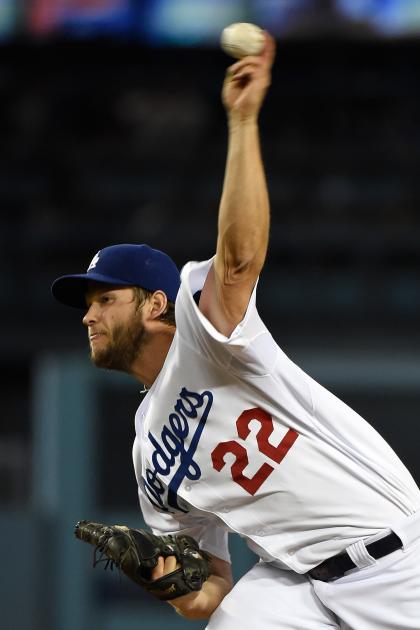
[130, 325, 175, 388]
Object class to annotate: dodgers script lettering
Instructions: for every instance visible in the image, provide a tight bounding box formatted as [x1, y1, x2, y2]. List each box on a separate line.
[142, 387, 213, 512]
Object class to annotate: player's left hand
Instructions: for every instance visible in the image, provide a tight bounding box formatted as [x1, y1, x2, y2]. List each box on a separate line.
[222, 31, 276, 122]
[74, 520, 211, 601]
[151, 554, 180, 580]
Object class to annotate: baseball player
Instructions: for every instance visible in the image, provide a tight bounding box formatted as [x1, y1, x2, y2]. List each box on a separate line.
[52, 33, 420, 628]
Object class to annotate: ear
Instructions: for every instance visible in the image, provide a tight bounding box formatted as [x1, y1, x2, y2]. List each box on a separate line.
[147, 290, 168, 321]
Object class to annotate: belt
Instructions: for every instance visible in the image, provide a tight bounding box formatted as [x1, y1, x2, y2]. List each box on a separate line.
[308, 531, 402, 582]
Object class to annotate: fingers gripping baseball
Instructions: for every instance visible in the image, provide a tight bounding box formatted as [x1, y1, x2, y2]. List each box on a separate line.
[75, 520, 211, 601]
[223, 32, 276, 120]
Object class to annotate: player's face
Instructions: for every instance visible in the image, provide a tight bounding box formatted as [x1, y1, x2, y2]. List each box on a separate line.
[83, 285, 149, 373]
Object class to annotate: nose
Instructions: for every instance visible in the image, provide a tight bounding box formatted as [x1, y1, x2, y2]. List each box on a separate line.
[83, 303, 98, 327]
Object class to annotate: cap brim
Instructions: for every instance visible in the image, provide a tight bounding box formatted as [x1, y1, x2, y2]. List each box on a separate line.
[51, 272, 133, 309]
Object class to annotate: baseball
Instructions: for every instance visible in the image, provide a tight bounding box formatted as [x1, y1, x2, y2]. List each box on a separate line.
[221, 22, 265, 59]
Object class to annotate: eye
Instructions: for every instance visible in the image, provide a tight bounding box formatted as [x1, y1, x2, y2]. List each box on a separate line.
[99, 295, 113, 304]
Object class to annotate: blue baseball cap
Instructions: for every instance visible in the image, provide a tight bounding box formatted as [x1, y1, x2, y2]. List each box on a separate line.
[51, 244, 180, 308]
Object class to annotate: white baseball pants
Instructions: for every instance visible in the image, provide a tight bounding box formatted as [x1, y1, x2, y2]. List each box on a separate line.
[206, 512, 420, 630]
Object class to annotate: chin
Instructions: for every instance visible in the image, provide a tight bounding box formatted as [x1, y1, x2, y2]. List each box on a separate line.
[90, 349, 108, 368]
[90, 349, 130, 374]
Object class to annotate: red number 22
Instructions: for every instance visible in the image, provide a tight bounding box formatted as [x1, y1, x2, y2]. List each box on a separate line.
[211, 408, 298, 495]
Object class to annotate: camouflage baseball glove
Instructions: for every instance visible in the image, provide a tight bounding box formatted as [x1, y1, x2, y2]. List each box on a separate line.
[74, 520, 211, 601]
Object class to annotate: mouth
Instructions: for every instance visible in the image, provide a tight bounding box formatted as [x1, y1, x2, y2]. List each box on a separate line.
[89, 332, 107, 344]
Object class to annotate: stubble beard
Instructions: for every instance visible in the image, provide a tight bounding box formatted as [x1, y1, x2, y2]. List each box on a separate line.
[90, 314, 148, 374]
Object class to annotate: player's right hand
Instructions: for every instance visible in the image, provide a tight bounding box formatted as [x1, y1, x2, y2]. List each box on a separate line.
[222, 32, 276, 122]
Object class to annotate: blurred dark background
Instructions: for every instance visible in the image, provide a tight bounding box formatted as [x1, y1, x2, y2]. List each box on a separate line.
[1, 1, 420, 629]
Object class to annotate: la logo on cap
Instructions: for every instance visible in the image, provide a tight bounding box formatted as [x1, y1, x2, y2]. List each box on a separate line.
[88, 251, 100, 271]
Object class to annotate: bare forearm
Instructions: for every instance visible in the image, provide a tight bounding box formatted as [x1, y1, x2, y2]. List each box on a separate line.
[169, 573, 232, 620]
[216, 116, 270, 276]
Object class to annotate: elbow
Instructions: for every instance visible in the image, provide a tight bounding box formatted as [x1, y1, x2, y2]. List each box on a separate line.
[220, 251, 265, 286]
[217, 227, 268, 284]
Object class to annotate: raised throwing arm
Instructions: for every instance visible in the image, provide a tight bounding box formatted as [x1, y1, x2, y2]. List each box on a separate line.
[199, 33, 276, 337]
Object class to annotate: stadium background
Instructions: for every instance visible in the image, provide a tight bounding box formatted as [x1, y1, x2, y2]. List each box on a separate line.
[1, 1, 420, 629]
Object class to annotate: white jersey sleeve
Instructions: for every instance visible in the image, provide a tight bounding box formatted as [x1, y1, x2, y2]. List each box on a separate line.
[176, 257, 279, 377]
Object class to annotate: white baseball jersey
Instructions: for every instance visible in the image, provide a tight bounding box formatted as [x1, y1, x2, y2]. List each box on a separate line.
[132, 258, 420, 573]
